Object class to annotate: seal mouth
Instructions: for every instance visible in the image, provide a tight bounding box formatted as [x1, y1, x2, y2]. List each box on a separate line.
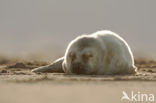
[71, 63, 86, 74]
[72, 68, 86, 74]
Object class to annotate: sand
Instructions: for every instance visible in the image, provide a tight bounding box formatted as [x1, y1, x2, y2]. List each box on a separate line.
[0, 59, 156, 103]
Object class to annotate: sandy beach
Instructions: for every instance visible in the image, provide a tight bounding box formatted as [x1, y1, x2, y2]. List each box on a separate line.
[0, 59, 156, 103]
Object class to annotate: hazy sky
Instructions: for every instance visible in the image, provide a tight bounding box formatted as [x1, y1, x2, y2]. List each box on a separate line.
[0, 0, 156, 59]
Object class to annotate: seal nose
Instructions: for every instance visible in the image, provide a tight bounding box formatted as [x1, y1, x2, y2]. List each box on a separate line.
[71, 62, 84, 74]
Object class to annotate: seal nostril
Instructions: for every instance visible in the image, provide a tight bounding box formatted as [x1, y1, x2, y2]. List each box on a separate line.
[71, 63, 84, 74]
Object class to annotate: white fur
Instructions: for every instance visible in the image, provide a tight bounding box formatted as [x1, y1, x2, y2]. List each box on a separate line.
[63, 30, 137, 74]
[32, 30, 137, 75]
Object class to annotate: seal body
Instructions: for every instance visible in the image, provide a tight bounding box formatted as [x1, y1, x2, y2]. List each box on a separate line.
[32, 30, 137, 75]
[62, 30, 137, 75]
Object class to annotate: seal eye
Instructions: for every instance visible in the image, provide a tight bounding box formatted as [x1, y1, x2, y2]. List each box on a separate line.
[82, 53, 93, 63]
[69, 52, 76, 61]
[87, 54, 93, 57]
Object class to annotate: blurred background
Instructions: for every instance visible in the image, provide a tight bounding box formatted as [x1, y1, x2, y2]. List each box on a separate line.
[0, 0, 156, 61]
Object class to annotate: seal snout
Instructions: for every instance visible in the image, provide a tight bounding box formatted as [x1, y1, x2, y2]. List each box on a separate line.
[71, 62, 85, 74]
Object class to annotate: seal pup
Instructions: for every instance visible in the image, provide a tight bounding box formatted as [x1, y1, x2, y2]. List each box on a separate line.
[32, 30, 137, 75]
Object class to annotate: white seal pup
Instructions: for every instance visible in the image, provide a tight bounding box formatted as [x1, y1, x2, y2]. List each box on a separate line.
[32, 30, 137, 75]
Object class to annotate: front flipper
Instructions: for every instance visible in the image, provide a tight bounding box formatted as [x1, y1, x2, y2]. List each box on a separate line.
[31, 57, 64, 73]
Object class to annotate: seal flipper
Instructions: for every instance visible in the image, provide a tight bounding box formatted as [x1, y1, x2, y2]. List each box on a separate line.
[31, 57, 64, 73]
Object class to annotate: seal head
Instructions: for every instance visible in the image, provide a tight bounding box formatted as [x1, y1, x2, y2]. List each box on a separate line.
[63, 35, 103, 74]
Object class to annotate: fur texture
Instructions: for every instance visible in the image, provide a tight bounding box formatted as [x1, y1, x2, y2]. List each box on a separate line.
[32, 30, 137, 75]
